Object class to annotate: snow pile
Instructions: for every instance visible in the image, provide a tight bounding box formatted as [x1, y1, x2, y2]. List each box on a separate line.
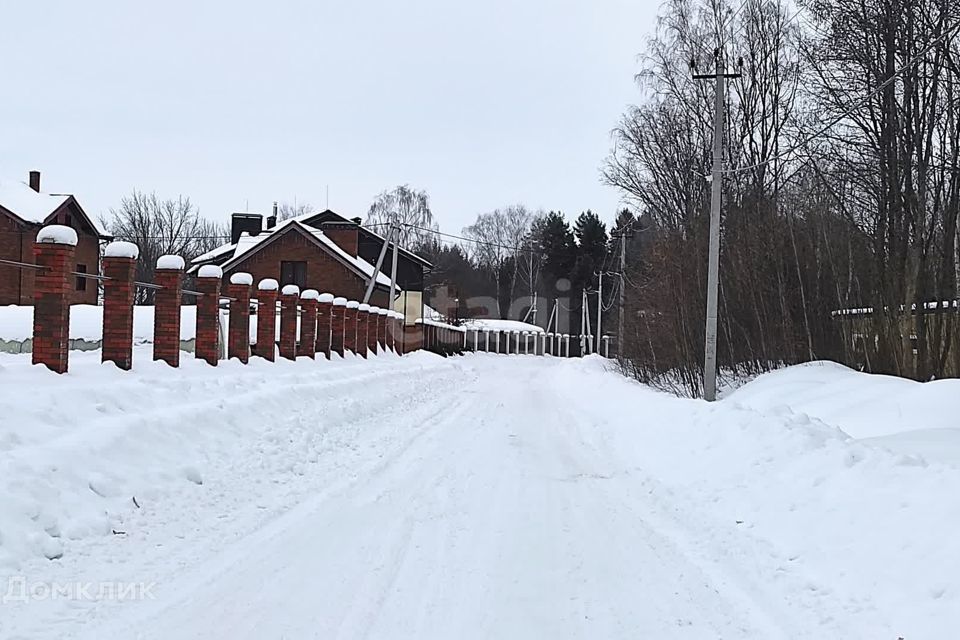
[228, 272, 253, 286]
[103, 241, 139, 260]
[257, 279, 278, 291]
[156, 255, 185, 271]
[462, 318, 544, 334]
[196, 265, 222, 279]
[36, 225, 78, 246]
[729, 361, 960, 464]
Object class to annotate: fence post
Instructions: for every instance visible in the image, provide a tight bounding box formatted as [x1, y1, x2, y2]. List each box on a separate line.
[331, 297, 347, 357]
[299, 289, 319, 359]
[153, 255, 184, 367]
[357, 303, 370, 359]
[227, 272, 253, 363]
[279, 284, 299, 361]
[255, 278, 279, 361]
[376, 308, 387, 352]
[101, 241, 139, 370]
[344, 301, 359, 355]
[32, 225, 76, 374]
[316, 293, 334, 359]
[195, 265, 222, 366]
[369, 306, 381, 355]
[564, 334, 570, 357]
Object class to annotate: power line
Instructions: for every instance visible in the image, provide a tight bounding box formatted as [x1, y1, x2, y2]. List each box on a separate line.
[364, 222, 538, 254]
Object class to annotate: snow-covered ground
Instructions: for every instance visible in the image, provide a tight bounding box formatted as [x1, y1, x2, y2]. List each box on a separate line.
[0, 353, 958, 639]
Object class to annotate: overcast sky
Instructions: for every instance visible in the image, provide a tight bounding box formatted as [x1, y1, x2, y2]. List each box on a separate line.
[1, 0, 658, 235]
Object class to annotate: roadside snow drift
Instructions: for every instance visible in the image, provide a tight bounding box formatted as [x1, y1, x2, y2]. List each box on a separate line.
[0, 353, 957, 639]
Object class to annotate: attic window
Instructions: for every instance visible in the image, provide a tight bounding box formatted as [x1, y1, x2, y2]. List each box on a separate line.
[280, 261, 306, 289]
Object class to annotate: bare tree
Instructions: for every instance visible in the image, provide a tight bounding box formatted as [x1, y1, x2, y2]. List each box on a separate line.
[102, 190, 229, 304]
[462, 205, 537, 316]
[277, 200, 315, 221]
[366, 185, 438, 247]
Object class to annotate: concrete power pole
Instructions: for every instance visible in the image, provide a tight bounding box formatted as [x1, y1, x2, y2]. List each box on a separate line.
[617, 232, 626, 359]
[694, 52, 740, 402]
[596, 272, 603, 351]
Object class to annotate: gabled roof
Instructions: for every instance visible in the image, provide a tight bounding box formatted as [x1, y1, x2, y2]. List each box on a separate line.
[191, 219, 395, 290]
[297, 209, 434, 268]
[0, 179, 109, 237]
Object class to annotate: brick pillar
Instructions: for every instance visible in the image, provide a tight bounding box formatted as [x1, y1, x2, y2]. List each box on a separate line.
[356, 303, 370, 359]
[101, 241, 138, 370]
[227, 272, 252, 363]
[331, 297, 347, 357]
[375, 309, 386, 353]
[194, 265, 222, 366]
[279, 285, 299, 361]
[368, 306, 380, 355]
[316, 293, 334, 359]
[387, 312, 397, 352]
[31, 226, 76, 374]
[299, 289, 318, 358]
[344, 301, 359, 355]
[153, 255, 184, 367]
[255, 279, 278, 361]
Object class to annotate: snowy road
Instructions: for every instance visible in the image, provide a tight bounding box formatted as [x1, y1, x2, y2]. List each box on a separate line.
[2, 352, 958, 639]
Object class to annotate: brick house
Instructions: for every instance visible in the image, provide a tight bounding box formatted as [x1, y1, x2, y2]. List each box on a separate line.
[0, 171, 109, 305]
[189, 208, 432, 309]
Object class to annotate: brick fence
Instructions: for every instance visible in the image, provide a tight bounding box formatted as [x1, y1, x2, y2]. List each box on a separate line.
[15, 226, 579, 375]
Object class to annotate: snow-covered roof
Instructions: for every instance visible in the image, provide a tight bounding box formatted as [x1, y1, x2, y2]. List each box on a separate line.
[0, 179, 107, 236]
[0, 180, 69, 224]
[192, 219, 394, 290]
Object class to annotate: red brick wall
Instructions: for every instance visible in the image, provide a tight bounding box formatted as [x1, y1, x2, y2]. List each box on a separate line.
[225, 231, 390, 308]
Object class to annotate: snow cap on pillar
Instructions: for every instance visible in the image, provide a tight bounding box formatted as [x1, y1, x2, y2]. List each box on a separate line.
[258, 278, 279, 291]
[318, 293, 335, 303]
[281, 284, 300, 296]
[300, 289, 319, 300]
[157, 255, 185, 270]
[36, 224, 78, 246]
[197, 265, 223, 279]
[104, 240, 140, 259]
[346, 300, 359, 309]
[230, 272, 253, 285]
[358, 303, 370, 312]
[333, 296, 347, 306]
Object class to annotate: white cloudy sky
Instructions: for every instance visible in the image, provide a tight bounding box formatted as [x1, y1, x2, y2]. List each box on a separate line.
[1, 0, 658, 234]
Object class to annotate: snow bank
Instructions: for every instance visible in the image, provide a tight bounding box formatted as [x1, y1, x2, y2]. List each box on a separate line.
[36, 225, 77, 246]
[0, 345, 422, 582]
[540, 356, 960, 637]
[728, 361, 960, 464]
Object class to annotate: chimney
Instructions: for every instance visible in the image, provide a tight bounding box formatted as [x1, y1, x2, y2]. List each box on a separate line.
[231, 213, 264, 244]
[28, 171, 41, 193]
[266, 201, 278, 229]
[321, 221, 359, 257]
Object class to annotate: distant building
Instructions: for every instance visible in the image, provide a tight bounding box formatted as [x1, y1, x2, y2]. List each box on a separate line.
[189, 208, 432, 311]
[0, 171, 109, 305]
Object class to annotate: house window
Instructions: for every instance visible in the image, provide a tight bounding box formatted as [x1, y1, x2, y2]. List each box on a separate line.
[280, 261, 307, 288]
[76, 264, 87, 291]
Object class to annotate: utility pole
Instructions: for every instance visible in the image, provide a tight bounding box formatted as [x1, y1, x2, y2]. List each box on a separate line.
[617, 232, 626, 359]
[694, 51, 741, 402]
[389, 223, 400, 314]
[596, 272, 603, 350]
